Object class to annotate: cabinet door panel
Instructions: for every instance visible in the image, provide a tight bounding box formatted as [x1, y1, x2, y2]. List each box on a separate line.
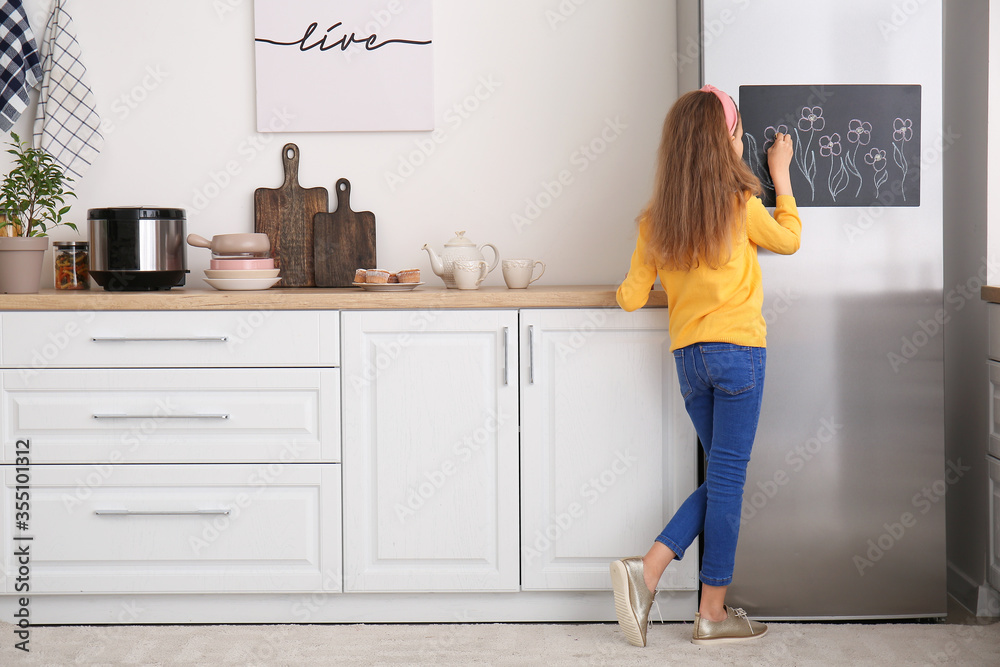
[989, 362, 1000, 459]
[990, 457, 1000, 592]
[0, 464, 341, 593]
[342, 311, 519, 591]
[520, 309, 698, 591]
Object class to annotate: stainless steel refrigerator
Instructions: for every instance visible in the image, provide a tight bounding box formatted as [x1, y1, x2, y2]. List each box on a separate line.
[700, 0, 947, 619]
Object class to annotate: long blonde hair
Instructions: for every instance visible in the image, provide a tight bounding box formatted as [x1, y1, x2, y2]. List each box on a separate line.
[642, 89, 761, 271]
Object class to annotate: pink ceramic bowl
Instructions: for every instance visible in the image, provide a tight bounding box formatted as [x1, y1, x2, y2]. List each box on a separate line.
[210, 257, 275, 270]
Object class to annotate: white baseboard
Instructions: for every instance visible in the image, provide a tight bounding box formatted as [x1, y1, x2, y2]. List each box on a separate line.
[949, 559, 1000, 618]
[976, 584, 1000, 617]
[0, 590, 699, 625]
[947, 560, 982, 614]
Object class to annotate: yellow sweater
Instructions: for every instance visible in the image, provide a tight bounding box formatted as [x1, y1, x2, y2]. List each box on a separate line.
[617, 194, 801, 351]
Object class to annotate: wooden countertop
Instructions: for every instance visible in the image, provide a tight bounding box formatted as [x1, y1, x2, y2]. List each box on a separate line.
[0, 285, 667, 311]
[982, 286, 1000, 303]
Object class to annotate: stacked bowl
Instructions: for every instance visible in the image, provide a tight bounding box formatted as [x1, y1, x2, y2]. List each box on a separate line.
[188, 233, 281, 290]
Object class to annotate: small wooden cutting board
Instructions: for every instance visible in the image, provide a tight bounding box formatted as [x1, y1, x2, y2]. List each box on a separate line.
[254, 144, 328, 287]
[313, 178, 377, 287]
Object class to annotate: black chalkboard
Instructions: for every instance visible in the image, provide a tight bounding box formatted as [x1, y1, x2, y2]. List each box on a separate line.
[739, 85, 921, 207]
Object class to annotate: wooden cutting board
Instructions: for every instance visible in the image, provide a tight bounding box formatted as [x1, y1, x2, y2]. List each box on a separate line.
[313, 178, 377, 287]
[254, 144, 328, 287]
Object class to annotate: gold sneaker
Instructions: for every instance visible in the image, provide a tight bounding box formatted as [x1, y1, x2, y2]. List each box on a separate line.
[691, 605, 768, 644]
[609, 557, 656, 647]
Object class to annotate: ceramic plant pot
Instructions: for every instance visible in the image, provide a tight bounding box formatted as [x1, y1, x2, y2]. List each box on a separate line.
[0, 236, 48, 293]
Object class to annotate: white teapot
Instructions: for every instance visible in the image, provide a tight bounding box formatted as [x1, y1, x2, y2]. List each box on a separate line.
[422, 231, 499, 289]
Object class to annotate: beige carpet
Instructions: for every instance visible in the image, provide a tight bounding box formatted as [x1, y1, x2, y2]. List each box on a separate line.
[2, 620, 999, 666]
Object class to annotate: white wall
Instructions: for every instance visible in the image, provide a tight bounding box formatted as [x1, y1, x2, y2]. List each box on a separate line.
[7, 0, 678, 289]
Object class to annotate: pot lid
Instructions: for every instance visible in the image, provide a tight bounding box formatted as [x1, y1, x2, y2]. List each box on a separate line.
[445, 231, 476, 247]
[87, 207, 186, 220]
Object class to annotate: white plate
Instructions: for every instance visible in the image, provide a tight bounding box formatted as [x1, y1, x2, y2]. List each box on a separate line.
[352, 282, 424, 291]
[205, 269, 281, 280]
[205, 277, 282, 291]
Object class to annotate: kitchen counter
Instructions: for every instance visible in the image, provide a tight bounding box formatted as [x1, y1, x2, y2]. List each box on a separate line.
[0, 285, 666, 311]
[982, 286, 1000, 303]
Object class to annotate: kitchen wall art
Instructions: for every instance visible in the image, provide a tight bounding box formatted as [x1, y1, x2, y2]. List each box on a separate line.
[739, 84, 921, 207]
[253, 0, 433, 132]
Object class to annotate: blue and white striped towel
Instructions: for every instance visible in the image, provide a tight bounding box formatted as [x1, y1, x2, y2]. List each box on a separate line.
[32, 0, 102, 179]
[0, 0, 42, 132]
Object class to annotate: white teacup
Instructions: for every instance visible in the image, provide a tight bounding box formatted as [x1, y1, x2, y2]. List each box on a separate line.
[502, 259, 545, 289]
[453, 259, 488, 290]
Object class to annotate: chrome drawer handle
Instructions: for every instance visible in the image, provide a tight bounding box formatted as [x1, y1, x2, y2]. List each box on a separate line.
[92, 414, 230, 420]
[94, 509, 231, 516]
[528, 325, 535, 385]
[91, 337, 228, 343]
[503, 327, 509, 386]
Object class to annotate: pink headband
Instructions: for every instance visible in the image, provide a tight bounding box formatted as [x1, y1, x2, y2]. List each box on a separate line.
[700, 84, 738, 135]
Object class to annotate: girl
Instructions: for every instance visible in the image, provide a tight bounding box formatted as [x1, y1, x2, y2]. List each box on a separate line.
[610, 85, 800, 646]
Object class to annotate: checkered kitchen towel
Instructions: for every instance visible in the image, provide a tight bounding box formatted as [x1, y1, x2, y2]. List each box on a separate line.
[0, 0, 42, 131]
[32, 0, 102, 179]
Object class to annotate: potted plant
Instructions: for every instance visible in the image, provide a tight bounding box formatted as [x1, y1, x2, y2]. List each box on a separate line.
[0, 132, 76, 293]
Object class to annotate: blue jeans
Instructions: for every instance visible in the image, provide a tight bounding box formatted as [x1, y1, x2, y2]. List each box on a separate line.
[656, 343, 766, 587]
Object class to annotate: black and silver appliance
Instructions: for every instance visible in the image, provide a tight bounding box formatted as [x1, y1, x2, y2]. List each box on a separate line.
[88, 207, 188, 291]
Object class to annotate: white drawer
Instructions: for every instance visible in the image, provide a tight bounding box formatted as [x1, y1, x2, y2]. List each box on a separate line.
[1, 464, 342, 594]
[0, 310, 339, 369]
[990, 362, 1000, 459]
[3, 369, 340, 463]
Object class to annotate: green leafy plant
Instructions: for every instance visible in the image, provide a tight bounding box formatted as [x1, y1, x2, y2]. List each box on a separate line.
[0, 132, 75, 237]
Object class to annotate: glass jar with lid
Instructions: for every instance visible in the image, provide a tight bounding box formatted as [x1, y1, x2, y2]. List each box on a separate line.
[54, 241, 90, 290]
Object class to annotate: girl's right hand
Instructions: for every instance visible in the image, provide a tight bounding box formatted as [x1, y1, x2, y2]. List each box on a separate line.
[767, 132, 793, 173]
[767, 132, 794, 196]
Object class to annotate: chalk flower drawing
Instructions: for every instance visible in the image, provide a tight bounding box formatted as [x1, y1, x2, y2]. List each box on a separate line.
[820, 133, 849, 201]
[847, 120, 872, 146]
[892, 117, 913, 202]
[763, 124, 788, 150]
[743, 133, 770, 193]
[818, 133, 842, 157]
[864, 148, 887, 171]
[892, 118, 913, 142]
[865, 147, 888, 198]
[793, 107, 824, 200]
[797, 107, 826, 132]
[844, 119, 872, 196]
[743, 124, 788, 194]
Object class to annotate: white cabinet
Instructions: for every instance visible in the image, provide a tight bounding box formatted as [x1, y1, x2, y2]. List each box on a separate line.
[0, 310, 343, 597]
[341, 308, 698, 596]
[986, 308, 1000, 592]
[1, 464, 342, 593]
[341, 310, 520, 592]
[519, 309, 698, 591]
[0, 303, 700, 621]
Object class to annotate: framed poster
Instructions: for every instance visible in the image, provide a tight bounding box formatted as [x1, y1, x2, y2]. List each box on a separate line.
[254, 0, 433, 132]
[739, 85, 921, 207]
